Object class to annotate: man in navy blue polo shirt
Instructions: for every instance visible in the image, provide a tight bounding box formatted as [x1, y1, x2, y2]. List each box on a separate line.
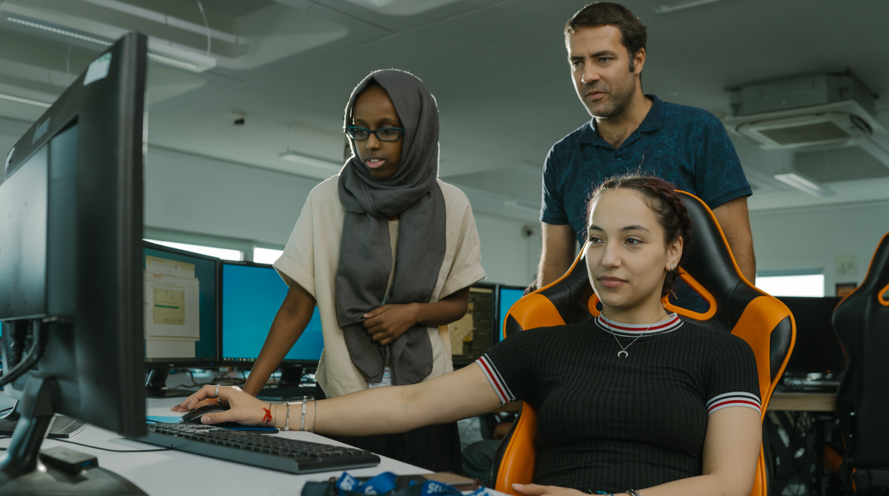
[537, 3, 755, 288]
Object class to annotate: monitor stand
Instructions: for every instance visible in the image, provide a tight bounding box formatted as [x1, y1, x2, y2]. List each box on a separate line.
[145, 368, 190, 398]
[0, 405, 87, 438]
[0, 373, 146, 495]
[279, 366, 304, 386]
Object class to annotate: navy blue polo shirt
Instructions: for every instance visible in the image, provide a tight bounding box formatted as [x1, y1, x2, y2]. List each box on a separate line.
[541, 95, 751, 245]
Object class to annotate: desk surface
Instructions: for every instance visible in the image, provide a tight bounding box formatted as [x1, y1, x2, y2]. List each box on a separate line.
[769, 392, 836, 412]
[0, 396, 501, 495]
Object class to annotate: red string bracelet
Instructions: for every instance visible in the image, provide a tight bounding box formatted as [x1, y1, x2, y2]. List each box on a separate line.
[262, 404, 273, 426]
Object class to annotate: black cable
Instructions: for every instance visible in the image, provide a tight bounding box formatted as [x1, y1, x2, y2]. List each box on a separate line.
[53, 438, 174, 453]
[0, 321, 47, 389]
[0, 434, 173, 453]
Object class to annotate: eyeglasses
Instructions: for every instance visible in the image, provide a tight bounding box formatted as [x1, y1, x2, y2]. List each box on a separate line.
[346, 126, 405, 142]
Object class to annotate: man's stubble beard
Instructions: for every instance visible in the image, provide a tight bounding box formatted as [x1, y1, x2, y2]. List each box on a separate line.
[584, 72, 637, 120]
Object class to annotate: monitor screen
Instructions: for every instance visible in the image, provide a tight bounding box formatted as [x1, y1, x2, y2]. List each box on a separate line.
[143, 243, 219, 365]
[221, 262, 323, 364]
[778, 296, 845, 374]
[449, 286, 494, 363]
[498, 286, 525, 341]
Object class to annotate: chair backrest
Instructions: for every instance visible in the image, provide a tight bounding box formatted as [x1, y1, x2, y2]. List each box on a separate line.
[493, 191, 795, 496]
[833, 232, 889, 483]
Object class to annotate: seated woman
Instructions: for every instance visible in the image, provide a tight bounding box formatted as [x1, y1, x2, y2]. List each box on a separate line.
[175, 174, 762, 496]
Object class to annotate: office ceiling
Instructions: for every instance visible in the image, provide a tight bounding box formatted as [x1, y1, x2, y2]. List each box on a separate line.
[2, 0, 889, 220]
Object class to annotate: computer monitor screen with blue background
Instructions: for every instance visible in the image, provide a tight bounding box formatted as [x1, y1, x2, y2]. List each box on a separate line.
[221, 262, 323, 364]
[143, 243, 219, 365]
[498, 285, 525, 341]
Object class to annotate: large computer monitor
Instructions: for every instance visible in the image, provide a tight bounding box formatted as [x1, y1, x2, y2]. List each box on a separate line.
[143, 242, 220, 366]
[779, 296, 845, 375]
[220, 261, 324, 366]
[496, 285, 526, 342]
[142, 242, 221, 398]
[449, 283, 496, 365]
[0, 33, 147, 494]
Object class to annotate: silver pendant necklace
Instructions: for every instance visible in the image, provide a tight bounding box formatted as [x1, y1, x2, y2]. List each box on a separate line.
[605, 311, 669, 358]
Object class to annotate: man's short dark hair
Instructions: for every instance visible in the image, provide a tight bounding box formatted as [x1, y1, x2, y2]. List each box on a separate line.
[565, 2, 647, 71]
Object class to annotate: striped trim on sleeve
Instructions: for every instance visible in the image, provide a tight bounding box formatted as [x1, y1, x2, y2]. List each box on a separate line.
[706, 391, 761, 415]
[476, 355, 516, 405]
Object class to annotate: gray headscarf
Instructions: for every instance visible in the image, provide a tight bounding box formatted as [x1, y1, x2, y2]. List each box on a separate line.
[335, 70, 446, 386]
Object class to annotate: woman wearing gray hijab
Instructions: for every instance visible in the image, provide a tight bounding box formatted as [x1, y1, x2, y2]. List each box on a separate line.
[228, 69, 486, 471]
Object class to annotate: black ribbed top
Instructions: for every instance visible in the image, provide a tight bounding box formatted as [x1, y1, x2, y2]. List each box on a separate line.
[477, 314, 760, 493]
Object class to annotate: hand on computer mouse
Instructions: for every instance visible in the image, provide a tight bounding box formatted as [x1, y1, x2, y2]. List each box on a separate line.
[171, 384, 270, 426]
[180, 401, 228, 423]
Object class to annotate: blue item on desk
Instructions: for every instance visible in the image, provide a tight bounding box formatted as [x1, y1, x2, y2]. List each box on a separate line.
[301, 471, 487, 496]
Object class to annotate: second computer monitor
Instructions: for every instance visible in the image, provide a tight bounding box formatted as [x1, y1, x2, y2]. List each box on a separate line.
[497, 285, 526, 341]
[221, 262, 323, 365]
[143, 242, 219, 367]
[779, 296, 845, 375]
[449, 284, 496, 365]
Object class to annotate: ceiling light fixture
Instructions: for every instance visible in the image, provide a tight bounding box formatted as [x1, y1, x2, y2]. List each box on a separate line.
[773, 172, 835, 197]
[503, 199, 541, 213]
[279, 150, 342, 172]
[0, 93, 52, 108]
[6, 16, 113, 45]
[5, 16, 209, 72]
[146, 53, 199, 70]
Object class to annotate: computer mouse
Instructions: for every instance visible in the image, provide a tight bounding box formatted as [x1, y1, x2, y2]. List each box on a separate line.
[180, 401, 228, 424]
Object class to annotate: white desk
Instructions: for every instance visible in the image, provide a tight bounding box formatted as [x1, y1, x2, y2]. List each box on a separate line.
[0, 397, 499, 495]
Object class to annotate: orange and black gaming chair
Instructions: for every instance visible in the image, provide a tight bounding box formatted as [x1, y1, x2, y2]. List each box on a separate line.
[833, 232, 889, 493]
[491, 191, 796, 496]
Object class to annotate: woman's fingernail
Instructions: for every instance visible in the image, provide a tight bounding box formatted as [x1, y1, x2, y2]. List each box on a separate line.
[201, 416, 209, 424]
[512, 484, 524, 490]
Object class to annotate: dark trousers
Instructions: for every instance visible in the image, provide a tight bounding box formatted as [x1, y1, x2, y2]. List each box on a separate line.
[314, 385, 463, 473]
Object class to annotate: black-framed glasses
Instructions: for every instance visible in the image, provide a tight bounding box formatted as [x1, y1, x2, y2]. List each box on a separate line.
[346, 126, 405, 142]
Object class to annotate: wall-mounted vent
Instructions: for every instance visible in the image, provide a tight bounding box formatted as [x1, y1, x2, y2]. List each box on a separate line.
[733, 112, 871, 149]
[724, 73, 889, 169]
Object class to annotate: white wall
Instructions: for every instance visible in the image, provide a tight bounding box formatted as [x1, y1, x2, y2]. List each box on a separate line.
[144, 145, 540, 285]
[474, 212, 541, 287]
[750, 201, 889, 296]
[144, 146, 317, 246]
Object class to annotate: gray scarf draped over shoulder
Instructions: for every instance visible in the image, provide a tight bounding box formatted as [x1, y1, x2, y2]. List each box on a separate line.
[335, 70, 446, 386]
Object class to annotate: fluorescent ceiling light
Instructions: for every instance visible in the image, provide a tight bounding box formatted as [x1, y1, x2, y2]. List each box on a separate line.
[503, 199, 541, 213]
[5, 16, 212, 72]
[7, 16, 111, 45]
[773, 172, 835, 197]
[279, 150, 342, 172]
[0, 93, 52, 108]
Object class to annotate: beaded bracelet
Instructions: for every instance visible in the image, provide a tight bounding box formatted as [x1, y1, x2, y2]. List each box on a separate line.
[284, 402, 291, 431]
[594, 491, 613, 496]
[300, 396, 307, 431]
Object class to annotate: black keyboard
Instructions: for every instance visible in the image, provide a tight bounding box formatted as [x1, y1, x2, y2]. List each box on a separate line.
[139, 423, 380, 474]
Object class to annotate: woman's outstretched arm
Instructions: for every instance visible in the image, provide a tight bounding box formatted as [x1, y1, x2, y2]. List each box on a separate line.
[173, 362, 503, 436]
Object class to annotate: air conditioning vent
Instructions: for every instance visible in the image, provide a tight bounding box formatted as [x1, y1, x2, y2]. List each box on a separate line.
[758, 121, 850, 146]
[733, 113, 870, 149]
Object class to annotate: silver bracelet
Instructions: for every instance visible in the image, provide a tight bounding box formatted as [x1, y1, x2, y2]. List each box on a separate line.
[310, 397, 317, 433]
[300, 396, 307, 431]
[284, 402, 291, 431]
[626, 490, 642, 496]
